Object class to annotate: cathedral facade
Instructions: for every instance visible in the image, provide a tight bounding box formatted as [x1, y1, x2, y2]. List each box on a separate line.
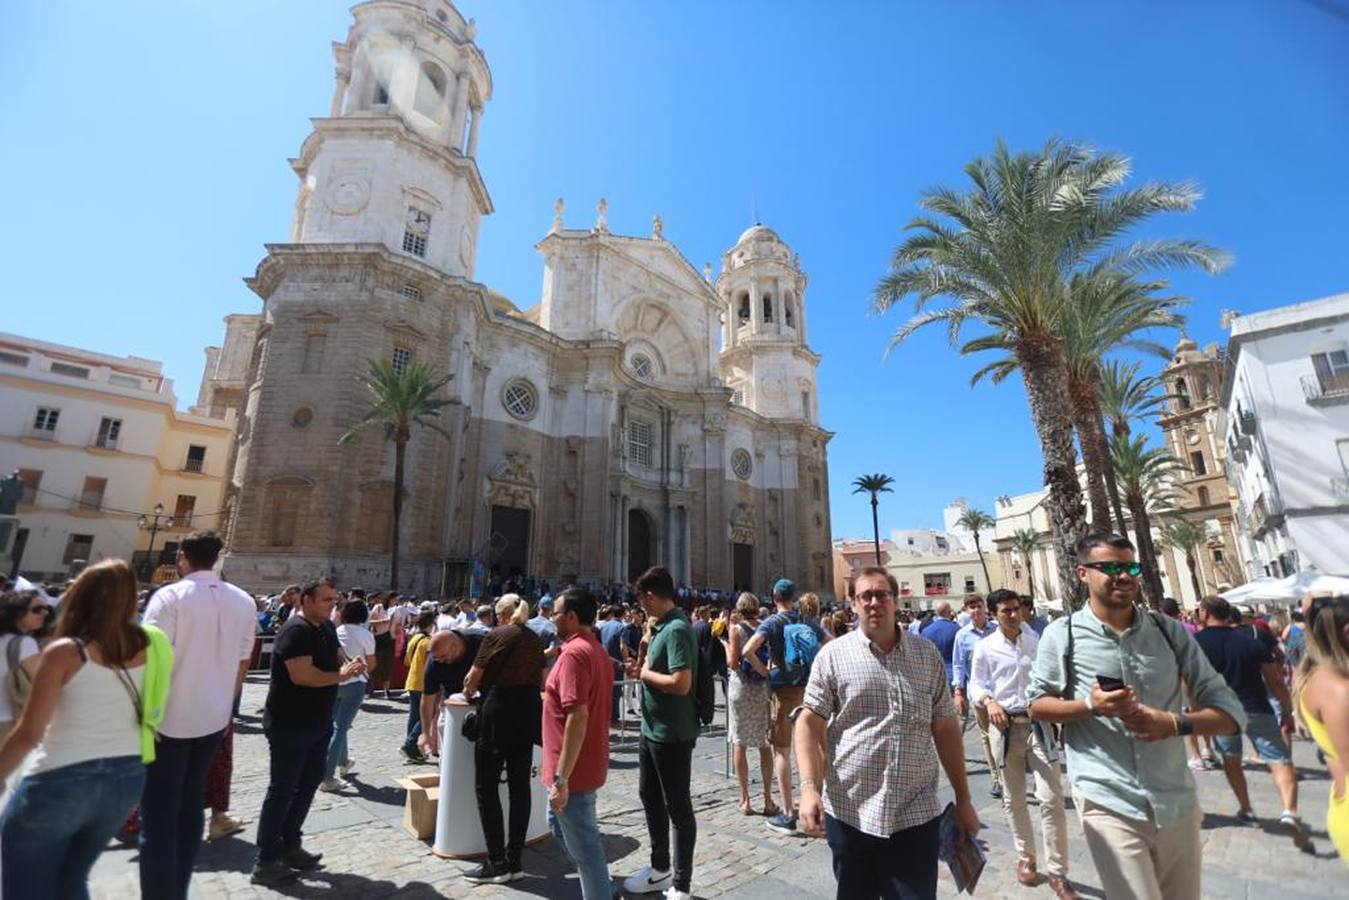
[205, 0, 834, 596]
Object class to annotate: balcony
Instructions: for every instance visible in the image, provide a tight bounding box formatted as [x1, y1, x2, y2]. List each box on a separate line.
[92, 435, 119, 451]
[183, 458, 204, 473]
[1301, 373, 1349, 406]
[1333, 476, 1349, 500]
[1238, 410, 1257, 435]
[1250, 493, 1285, 535]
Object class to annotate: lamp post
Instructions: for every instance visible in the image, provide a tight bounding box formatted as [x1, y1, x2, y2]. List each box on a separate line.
[138, 503, 174, 582]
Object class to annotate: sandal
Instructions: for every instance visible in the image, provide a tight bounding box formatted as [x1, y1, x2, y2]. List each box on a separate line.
[738, 800, 753, 816]
[762, 803, 781, 818]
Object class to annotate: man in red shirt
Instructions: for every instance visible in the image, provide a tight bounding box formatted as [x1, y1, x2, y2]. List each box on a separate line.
[543, 587, 615, 899]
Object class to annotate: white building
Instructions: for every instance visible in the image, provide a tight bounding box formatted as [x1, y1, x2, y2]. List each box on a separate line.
[0, 334, 234, 582]
[1221, 293, 1349, 577]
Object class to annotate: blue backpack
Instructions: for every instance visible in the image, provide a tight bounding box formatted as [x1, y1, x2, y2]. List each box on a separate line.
[781, 621, 821, 684]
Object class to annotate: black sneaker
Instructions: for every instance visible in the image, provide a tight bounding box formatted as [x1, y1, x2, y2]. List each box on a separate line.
[990, 782, 1003, 799]
[465, 859, 512, 885]
[251, 859, 298, 886]
[401, 744, 426, 763]
[280, 845, 324, 871]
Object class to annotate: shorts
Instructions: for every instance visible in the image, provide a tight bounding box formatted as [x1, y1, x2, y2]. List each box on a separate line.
[1214, 712, 1290, 764]
[769, 684, 805, 749]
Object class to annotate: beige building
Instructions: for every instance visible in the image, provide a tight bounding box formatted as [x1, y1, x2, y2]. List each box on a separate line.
[832, 538, 895, 601]
[208, 1, 834, 596]
[0, 333, 233, 581]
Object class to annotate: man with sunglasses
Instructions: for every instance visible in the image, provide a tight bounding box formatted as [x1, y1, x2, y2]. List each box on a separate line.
[1028, 532, 1243, 900]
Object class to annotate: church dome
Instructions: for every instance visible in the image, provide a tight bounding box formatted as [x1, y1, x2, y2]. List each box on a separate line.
[736, 224, 782, 246]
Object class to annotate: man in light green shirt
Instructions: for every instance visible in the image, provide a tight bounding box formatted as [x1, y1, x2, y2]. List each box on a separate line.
[1028, 532, 1243, 900]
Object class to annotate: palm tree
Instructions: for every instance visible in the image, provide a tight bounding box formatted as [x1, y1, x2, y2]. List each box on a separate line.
[852, 474, 895, 565]
[1110, 434, 1183, 609]
[1158, 517, 1211, 601]
[339, 358, 454, 591]
[955, 506, 996, 590]
[873, 139, 1225, 607]
[1099, 360, 1169, 443]
[1010, 528, 1042, 605]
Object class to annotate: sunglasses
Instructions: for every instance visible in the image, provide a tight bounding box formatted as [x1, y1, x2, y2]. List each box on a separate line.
[1082, 561, 1142, 578]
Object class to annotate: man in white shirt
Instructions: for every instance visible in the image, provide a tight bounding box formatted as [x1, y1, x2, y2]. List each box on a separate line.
[139, 531, 258, 900]
[969, 589, 1076, 899]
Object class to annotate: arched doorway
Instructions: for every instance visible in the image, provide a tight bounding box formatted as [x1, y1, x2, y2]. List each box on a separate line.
[627, 508, 654, 584]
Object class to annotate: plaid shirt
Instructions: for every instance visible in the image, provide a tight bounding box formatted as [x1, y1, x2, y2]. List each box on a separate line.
[802, 627, 955, 837]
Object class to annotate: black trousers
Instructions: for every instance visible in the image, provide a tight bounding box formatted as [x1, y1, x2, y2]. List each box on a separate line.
[638, 736, 696, 892]
[824, 813, 940, 900]
[474, 740, 533, 868]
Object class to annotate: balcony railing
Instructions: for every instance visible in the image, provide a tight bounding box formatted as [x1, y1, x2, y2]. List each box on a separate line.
[1332, 476, 1349, 500]
[1301, 373, 1349, 405]
[1250, 493, 1285, 534]
[1238, 410, 1257, 435]
[183, 458, 204, 473]
[93, 435, 119, 451]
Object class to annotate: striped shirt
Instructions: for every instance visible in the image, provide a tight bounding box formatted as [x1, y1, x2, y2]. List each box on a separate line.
[802, 627, 955, 837]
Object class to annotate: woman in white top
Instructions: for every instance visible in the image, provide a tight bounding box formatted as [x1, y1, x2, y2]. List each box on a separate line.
[0, 589, 47, 742]
[0, 560, 148, 900]
[320, 599, 377, 791]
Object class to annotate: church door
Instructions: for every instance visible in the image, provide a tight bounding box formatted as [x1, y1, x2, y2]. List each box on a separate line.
[489, 505, 531, 578]
[732, 542, 753, 592]
[627, 509, 654, 584]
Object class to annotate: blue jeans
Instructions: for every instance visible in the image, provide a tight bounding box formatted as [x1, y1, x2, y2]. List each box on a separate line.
[324, 681, 366, 779]
[403, 690, 422, 752]
[1214, 711, 1292, 764]
[256, 724, 331, 863]
[2, 756, 144, 900]
[138, 729, 223, 900]
[548, 789, 612, 899]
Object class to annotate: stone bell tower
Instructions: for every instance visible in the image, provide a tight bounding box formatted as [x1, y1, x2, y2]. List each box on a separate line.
[290, 0, 492, 278]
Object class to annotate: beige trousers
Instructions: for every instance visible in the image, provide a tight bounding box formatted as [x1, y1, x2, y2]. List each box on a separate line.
[1077, 798, 1202, 900]
[989, 720, 1068, 876]
[972, 704, 1002, 791]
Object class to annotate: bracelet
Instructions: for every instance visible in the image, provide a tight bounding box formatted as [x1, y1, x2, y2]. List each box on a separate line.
[1082, 692, 1095, 714]
[1169, 712, 1180, 736]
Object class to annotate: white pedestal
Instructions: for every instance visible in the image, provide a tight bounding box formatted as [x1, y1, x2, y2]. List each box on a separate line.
[431, 697, 550, 859]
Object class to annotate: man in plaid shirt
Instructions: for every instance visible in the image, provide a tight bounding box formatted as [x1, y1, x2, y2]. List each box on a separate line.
[795, 566, 981, 899]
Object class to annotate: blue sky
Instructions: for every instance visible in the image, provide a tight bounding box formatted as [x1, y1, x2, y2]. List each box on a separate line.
[3, 1, 1346, 540]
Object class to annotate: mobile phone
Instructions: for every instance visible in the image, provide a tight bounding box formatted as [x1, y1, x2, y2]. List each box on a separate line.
[1095, 674, 1126, 692]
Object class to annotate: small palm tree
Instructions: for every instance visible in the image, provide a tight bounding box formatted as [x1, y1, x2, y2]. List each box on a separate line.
[1010, 528, 1042, 607]
[1111, 434, 1183, 609]
[955, 506, 996, 590]
[1158, 517, 1211, 601]
[339, 358, 454, 591]
[852, 474, 895, 565]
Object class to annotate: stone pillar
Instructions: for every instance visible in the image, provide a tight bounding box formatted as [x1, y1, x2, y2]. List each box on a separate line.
[749, 280, 762, 336]
[466, 104, 482, 157]
[449, 71, 470, 151]
[330, 69, 350, 116]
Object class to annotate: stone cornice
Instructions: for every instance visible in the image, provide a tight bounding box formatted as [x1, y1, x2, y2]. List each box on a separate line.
[536, 230, 722, 314]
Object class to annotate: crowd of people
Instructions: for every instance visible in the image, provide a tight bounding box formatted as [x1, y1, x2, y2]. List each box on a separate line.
[0, 528, 1345, 900]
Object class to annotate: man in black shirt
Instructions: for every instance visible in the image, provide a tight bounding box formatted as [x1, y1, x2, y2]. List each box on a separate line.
[417, 629, 483, 758]
[1194, 596, 1309, 849]
[252, 579, 366, 886]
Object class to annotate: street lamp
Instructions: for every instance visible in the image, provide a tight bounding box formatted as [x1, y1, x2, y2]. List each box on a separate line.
[138, 503, 174, 581]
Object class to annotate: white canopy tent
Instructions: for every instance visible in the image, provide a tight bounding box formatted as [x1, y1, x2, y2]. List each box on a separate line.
[1221, 571, 1349, 606]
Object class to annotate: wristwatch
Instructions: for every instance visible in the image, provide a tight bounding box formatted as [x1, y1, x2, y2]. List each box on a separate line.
[551, 775, 568, 789]
[1177, 713, 1195, 736]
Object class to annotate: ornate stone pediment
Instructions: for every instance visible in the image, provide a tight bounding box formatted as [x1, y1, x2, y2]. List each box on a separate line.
[730, 501, 756, 545]
[486, 450, 536, 509]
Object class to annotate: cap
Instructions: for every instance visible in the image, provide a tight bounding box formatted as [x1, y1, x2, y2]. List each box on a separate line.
[538, 595, 554, 608]
[772, 578, 796, 598]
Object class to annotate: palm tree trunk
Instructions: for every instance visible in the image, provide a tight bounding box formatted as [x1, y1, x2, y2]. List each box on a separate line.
[1069, 376, 1113, 533]
[1025, 561, 1036, 603]
[1126, 493, 1164, 609]
[1186, 550, 1202, 600]
[390, 431, 407, 591]
[1099, 425, 1129, 534]
[972, 533, 992, 591]
[870, 497, 882, 566]
[1016, 336, 1088, 615]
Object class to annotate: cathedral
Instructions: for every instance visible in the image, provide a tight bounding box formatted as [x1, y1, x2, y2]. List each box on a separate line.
[202, 0, 834, 597]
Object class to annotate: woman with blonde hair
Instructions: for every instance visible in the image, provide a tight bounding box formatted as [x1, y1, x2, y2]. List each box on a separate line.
[726, 591, 778, 816]
[1295, 593, 1349, 863]
[0, 560, 172, 899]
[797, 592, 831, 644]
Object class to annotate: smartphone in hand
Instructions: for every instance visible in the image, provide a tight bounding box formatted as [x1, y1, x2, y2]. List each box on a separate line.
[1095, 674, 1126, 692]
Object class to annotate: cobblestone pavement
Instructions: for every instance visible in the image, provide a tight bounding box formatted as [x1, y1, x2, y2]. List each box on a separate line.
[87, 675, 1346, 899]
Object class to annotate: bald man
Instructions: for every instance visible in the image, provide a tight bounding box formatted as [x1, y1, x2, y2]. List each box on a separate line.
[417, 629, 484, 758]
[919, 599, 960, 683]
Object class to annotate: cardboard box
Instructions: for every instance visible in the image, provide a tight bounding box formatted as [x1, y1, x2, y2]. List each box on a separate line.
[399, 774, 440, 840]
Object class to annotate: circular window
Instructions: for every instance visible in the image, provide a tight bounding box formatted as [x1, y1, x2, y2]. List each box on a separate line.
[436, 8, 449, 22]
[731, 448, 752, 480]
[631, 354, 653, 379]
[290, 407, 313, 429]
[502, 379, 538, 420]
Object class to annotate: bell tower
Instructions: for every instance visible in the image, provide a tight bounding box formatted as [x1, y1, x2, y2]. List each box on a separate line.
[289, 0, 492, 278]
[716, 224, 819, 422]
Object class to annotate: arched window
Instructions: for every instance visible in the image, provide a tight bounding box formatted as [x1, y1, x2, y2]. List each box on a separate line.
[784, 295, 795, 328]
[414, 62, 447, 120]
[737, 293, 750, 325]
[1175, 378, 1191, 410]
[762, 293, 774, 323]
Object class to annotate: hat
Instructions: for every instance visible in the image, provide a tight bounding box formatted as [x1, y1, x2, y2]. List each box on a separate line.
[772, 578, 796, 598]
[538, 595, 553, 609]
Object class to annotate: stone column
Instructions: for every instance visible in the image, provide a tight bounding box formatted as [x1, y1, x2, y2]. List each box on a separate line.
[330, 69, 350, 116]
[466, 104, 482, 157]
[749, 280, 762, 336]
[449, 71, 470, 151]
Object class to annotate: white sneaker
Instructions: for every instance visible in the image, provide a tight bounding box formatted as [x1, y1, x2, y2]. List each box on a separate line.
[338, 760, 354, 776]
[318, 778, 344, 793]
[663, 889, 692, 900]
[623, 865, 672, 894]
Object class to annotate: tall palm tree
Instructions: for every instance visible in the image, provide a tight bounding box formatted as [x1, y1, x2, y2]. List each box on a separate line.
[1158, 517, 1211, 602]
[339, 358, 453, 590]
[955, 506, 996, 590]
[1099, 360, 1169, 443]
[873, 139, 1225, 607]
[1110, 434, 1183, 609]
[852, 474, 895, 565]
[1010, 528, 1042, 606]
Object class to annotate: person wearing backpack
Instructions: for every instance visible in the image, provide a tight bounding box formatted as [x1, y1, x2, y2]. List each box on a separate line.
[621, 566, 698, 900]
[0, 589, 46, 743]
[741, 578, 824, 836]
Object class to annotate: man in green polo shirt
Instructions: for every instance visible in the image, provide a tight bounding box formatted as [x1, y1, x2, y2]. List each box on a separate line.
[621, 566, 698, 900]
